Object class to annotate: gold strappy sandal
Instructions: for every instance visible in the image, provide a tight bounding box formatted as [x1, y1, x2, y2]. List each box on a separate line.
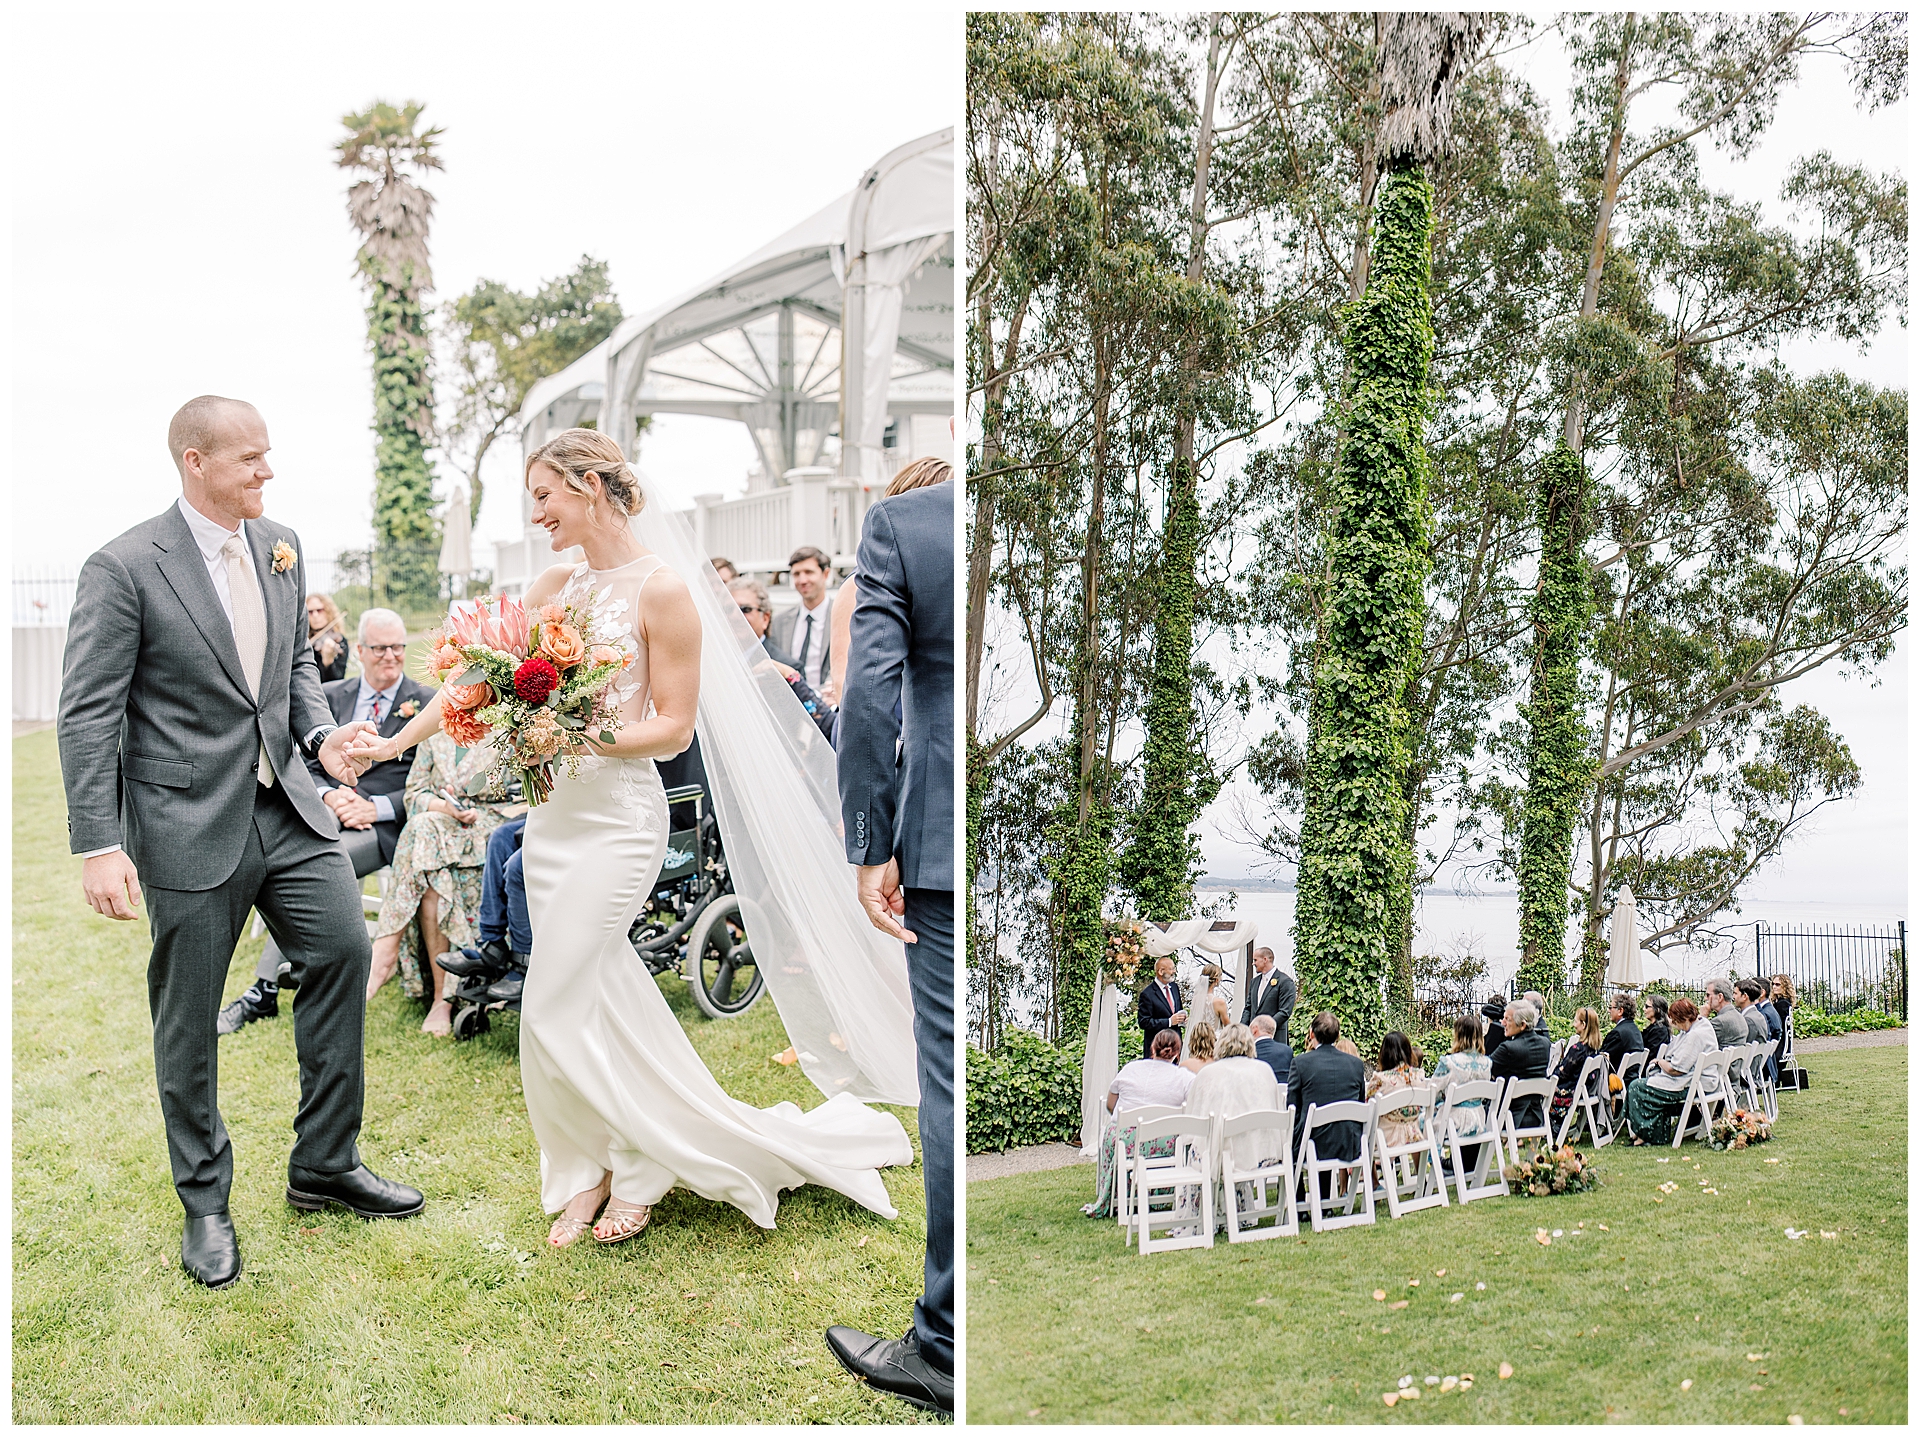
[592, 1198, 652, 1245]
[548, 1213, 594, 1248]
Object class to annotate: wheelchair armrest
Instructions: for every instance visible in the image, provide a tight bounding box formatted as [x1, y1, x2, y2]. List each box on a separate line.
[663, 784, 704, 805]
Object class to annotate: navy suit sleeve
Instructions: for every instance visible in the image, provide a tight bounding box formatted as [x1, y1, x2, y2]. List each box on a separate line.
[837, 502, 908, 867]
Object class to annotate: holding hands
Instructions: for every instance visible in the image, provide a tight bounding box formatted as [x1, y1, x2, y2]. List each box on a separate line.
[319, 721, 380, 784]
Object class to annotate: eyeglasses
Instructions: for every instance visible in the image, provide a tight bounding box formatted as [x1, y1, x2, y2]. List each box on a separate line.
[361, 643, 407, 657]
[737, 605, 763, 617]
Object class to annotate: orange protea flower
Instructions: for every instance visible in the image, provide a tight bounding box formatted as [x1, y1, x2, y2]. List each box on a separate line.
[538, 621, 587, 669]
[442, 679, 493, 711]
[442, 704, 491, 746]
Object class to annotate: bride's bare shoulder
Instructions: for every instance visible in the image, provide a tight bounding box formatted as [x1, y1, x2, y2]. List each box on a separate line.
[523, 562, 580, 606]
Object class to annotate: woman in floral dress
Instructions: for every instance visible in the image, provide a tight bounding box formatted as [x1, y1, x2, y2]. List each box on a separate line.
[366, 732, 526, 1034]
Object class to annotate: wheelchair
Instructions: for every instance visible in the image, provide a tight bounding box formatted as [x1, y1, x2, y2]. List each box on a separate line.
[448, 781, 764, 1040]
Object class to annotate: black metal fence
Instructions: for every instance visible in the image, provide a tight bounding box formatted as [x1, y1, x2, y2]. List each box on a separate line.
[1756, 920, 1906, 1020]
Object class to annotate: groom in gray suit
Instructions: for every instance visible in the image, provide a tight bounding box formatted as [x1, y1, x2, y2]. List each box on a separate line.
[59, 396, 425, 1290]
[827, 475, 954, 1415]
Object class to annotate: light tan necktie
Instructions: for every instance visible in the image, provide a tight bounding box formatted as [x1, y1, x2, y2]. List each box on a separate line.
[221, 534, 274, 787]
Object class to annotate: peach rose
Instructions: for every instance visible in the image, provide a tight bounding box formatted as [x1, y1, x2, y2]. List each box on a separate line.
[589, 644, 630, 671]
[430, 642, 466, 676]
[441, 679, 493, 711]
[539, 603, 568, 626]
[539, 621, 587, 668]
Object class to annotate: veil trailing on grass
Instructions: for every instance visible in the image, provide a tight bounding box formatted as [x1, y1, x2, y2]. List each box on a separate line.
[628, 471, 920, 1107]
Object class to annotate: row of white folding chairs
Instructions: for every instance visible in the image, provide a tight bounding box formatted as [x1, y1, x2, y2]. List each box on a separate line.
[1119, 1077, 1560, 1253]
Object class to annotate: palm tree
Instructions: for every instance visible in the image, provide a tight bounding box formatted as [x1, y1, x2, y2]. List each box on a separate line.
[339, 100, 445, 615]
[1295, 13, 1484, 1050]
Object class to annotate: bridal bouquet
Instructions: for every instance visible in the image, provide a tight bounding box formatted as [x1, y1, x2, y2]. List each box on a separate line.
[425, 593, 631, 805]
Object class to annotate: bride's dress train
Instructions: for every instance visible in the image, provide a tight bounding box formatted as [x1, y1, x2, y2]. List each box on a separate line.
[519, 556, 911, 1228]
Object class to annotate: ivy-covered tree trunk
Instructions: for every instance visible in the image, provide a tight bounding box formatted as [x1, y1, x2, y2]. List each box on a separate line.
[1516, 442, 1595, 993]
[1293, 162, 1435, 1055]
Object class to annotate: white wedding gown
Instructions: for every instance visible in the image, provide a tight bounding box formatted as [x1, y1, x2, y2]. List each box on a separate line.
[519, 555, 913, 1227]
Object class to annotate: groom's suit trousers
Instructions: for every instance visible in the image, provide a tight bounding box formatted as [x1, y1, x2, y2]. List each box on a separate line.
[145, 779, 370, 1217]
[902, 886, 954, 1374]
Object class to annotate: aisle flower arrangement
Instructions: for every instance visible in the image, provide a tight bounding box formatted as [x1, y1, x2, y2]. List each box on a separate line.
[1708, 1108, 1772, 1150]
[1503, 1143, 1599, 1197]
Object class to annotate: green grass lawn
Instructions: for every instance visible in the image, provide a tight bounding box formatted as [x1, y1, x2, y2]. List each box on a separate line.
[967, 1045, 1906, 1425]
[12, 728, 934, 1424]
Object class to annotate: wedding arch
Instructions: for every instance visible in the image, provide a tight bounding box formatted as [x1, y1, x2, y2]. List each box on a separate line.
[1078, 917, 1258, 1156]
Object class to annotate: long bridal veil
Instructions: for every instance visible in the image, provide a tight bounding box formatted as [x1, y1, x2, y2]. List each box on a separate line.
[627, 471, 920, 1107]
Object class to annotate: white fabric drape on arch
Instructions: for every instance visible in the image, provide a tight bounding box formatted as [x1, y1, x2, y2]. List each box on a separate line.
[627, 472, 919, 1106]
[1141, 919, 1258, 956]
[1078, 981, 1121, 1159]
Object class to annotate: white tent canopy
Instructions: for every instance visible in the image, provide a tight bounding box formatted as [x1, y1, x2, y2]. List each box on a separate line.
[519, 128, 953, 484]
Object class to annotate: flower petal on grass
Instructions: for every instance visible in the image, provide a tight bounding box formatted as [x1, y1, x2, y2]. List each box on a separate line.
[1498, 1363, 1514, 1380]
[1681, 1379, 1692, 1391]
[1449, 1293, 1463, 1303]
[1382, 1393, 1399, 1408]
[1389, 1300, 1409, 1310]
[1373, 1290, 1388, 1301]
[1441, 1376, 1458, 1392]
[1475, 1282, 1486, 1291]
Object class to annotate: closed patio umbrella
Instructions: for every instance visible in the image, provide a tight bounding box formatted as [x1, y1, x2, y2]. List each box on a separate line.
[438, 483, 472, 594]
[1608, 885, 1644, 985]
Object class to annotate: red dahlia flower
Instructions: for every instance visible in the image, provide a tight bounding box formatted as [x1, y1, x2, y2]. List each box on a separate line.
[514, 657, 561, 703]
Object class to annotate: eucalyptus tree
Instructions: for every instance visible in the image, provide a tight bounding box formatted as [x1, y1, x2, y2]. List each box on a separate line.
[1287, 12, 1485, 1051]
[443, 257, 623, 523]
[1514, 10, 1908, 991]
[339, 100, 445, 614]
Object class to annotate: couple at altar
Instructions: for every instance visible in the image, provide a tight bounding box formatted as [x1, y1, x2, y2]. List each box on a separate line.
[58, 398, 954, 1412]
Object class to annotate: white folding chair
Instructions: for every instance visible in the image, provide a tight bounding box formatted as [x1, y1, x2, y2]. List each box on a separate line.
[1723, 1045, 1759, 1114]
[1750, 1043, 1779, 1121]
[1614, 1048, 1648, 1091]
[1130, 1113, 1215, 1254]
[1436, 1080, 1508, 1204]
[1548, 1038, 1566, 1072]
[1371, 1085, 1449, 1219]
[1298, 1099, 1377, 1233]
[1220, 1108, 1298, 1242]
[1113, 1104, 1182, 1237]
[1552, 1054, 1615, 1148]
[1672, 1050, 1734, 1148]
[1497, 1076, 1559, 1167]
[1778, 1011, 1799, 1091]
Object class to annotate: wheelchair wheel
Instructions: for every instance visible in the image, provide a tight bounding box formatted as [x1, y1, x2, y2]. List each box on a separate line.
[452, 1003, 489, 1042]
[687, 894, 764, 1019]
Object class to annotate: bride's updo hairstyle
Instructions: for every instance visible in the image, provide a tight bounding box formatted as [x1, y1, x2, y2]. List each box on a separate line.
[524, 427, 644, 519]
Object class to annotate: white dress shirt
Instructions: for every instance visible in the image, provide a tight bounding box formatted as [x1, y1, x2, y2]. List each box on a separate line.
[794, 598, 829, 695]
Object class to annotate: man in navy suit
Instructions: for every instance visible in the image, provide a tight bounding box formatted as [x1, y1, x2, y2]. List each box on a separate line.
[1251, 1014, 1292, 1088]
[219, 607, 433, 1035]
[1137, 955, 1187, 1058]
[828, 476, 954, 1415]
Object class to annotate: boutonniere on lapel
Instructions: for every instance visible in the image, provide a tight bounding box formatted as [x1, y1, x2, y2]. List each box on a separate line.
[398, 700, 419, 718]
[271, 540, 298, 574]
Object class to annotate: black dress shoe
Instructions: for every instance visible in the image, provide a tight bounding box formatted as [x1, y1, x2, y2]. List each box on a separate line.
[825, 1325, 953, 1415]
[275, 958, 300, 991]
[286, 1164, 425, 1219]
[181, 1211, 242, 1288]
[484, 968, 526, 1004]
[216, 980, 278, 1036]
[440, 937, 511, 980]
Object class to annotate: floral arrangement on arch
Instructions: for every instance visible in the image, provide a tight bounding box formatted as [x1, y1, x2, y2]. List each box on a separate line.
[1708, 1108, 1772, 1151]
[1503, 1143, 1599, 1197]
[1104, 918, 1146, 989]
[426, 593, 631, 804]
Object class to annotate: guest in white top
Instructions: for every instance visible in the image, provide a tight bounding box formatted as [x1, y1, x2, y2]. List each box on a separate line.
[1085, 1029, 1192, 1218]
[1183, 1024, 1284, 1170]
[1625, 997, 1719, 1145]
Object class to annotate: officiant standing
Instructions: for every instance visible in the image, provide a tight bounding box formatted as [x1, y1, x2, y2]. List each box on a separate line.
[828, 470, 955, 1414]
[58, 396, 424, 1291]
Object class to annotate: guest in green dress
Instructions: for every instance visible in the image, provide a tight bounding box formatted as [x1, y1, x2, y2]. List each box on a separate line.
[366, 732, 526, 1035]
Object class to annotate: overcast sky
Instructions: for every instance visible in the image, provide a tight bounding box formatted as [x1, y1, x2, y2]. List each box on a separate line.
[9, 2, 957, 570]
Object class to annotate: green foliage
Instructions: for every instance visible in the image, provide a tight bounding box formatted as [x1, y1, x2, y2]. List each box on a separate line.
[1293, 163, 1435, 1055]
[340, 99, 444, 615]
[1046, 802, 1115, 1047]
[966, 1031, 1083, 1155]
[1516, 442, 1595, 993]
[1790, 1006, 1903, 1038]
[445, 257, 624, 520]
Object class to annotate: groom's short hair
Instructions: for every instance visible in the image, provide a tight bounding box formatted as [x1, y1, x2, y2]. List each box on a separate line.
[168, 395, 255, 475]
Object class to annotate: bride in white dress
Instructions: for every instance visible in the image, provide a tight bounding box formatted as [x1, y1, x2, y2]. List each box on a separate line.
[355, 429, 912, 1248]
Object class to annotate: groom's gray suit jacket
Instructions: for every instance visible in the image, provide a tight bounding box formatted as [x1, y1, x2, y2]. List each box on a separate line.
[837, 481, 953, 891]
[59, 503, 341, 890]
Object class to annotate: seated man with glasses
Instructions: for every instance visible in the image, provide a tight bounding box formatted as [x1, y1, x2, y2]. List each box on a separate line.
[220, 607, 435, 1034]
[727, 577, 835, 743]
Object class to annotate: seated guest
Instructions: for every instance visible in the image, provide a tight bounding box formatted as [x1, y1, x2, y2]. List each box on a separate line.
[1549, 1006, 1604, 1130]
[1184, 1024, 1285, 1171]
[730, 577, 835, 741]
[1600, 991, 1645, 1067]
[1367, 1031, 1427, 1151]
[1480, 994, 1510, 1060]
[1523, 990, 1553, 1035]
[1642, 993, 1672, 1060]
[1704, 978, 1749, 1050]
[1489, 998, 1551, 1132]
[1769, 975, 1795, 1081]
[709, 556, 739, 583]
[1083, 1029, 1193, 1217]
[1431, 1014, 1495, 1170]
[439, 813, 530, 993]
[1136, 956, 1187, 1059]
[218, 606, 430, 1036]
[1250, 1014, 1292, 1089]
[366, 732, 526, 1035]
[1289, 1012, 1367, 1177]
[1625, 997, 1720, 1144]
[1181, 1022, 1217, 1075]
[1734, 978, 1772, 1044]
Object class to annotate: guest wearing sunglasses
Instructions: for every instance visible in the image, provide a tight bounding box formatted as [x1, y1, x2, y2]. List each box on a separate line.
[728, 577, 836, 743]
